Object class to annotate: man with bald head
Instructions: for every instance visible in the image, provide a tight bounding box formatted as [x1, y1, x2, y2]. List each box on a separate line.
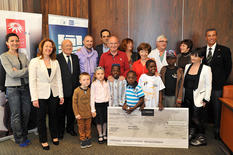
[149, 34, 168, 73]
[99, 36, 130, 80]
[76, 35, 98, 80]
[57, 39, 80, 139]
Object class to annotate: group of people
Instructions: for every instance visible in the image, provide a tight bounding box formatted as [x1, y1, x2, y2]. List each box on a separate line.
[0, 28, 231, 150]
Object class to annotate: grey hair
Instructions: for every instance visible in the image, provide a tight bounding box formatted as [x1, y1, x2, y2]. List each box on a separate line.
[156, 34, 167, 41]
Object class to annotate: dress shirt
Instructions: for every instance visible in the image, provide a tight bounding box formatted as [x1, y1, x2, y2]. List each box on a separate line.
[206, 43, 216, 57]
[62, 52, 73, 73]
[148, 48, 168, 73]
[103, 44, 109, 53]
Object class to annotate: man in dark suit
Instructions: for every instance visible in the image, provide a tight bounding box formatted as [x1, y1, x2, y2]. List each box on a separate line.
[202, 28, 232, 140]
[56, 40, 80, 139]
[94, 29, 111, 64]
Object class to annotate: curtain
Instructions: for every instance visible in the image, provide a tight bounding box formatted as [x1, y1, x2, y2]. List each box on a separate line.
[0, 0, 23, 11]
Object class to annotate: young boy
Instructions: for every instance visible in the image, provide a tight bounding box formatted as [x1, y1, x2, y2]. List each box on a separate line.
[160, 50, 184, 107]
[72, 72, 94, 148]
[108, 64, 126, 107]
[138, 59, 165, 110]
[123, 71, 145, 114]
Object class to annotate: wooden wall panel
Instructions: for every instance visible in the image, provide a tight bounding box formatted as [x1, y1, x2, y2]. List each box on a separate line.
[23, 0, 41, 13]
[183, 0, 233, 83]
[89, 0, 128, 46]
[23, 0, 89, 38]
[129, 0, 183, 50]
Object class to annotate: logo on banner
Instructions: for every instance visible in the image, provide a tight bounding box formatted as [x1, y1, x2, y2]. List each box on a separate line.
[6, 19, 26, 48]
[69, 20, 74, 25]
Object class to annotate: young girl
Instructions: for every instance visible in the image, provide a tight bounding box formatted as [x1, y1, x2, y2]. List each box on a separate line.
[138, 59, 165, 110]
[91, 66, 111, 144]
[122, 71, 145, 114]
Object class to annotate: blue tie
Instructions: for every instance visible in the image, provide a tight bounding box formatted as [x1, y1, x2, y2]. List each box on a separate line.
[67, 56, 71, 73]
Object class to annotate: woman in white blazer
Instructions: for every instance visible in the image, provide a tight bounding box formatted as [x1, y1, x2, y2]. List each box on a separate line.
[183, 48, 212, 146]
[29, 39, 64, 150]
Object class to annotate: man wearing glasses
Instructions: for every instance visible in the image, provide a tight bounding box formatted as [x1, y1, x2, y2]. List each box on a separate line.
[149, 34, 168, 73]
[95, 29, 111, 64]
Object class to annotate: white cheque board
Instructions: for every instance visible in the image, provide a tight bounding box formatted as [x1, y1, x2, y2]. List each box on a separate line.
[108, 107, 188, 148]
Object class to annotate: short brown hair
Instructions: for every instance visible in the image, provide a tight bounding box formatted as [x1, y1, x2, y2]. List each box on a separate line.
[79, 72, 91, 80]
[137, 42, 151, 53]
[37, 38, 57, 60]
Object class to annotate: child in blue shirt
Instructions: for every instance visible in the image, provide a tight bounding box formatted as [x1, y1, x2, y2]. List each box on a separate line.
[122, 70, 145, 114]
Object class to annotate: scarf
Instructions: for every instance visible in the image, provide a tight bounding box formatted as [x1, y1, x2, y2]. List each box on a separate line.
[80, 47, 97, 77]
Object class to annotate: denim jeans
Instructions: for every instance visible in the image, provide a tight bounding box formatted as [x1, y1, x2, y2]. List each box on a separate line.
[7, 85, 31, 144]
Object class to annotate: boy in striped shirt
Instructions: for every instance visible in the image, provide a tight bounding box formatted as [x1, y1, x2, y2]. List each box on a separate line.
[122, 71, 145, 114]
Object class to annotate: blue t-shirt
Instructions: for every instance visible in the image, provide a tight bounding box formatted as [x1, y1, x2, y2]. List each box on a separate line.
[126, 85, 144, 107]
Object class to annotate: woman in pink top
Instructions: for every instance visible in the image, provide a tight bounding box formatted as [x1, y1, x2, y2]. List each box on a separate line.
[91, 66, 111, 144]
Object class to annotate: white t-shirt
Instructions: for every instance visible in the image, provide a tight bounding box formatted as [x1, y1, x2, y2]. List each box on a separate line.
[138, 74, 165, 108]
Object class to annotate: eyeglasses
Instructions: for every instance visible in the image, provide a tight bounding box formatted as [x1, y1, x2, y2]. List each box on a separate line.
[102, 35, 110, 38]
[157, 40, 168, 43]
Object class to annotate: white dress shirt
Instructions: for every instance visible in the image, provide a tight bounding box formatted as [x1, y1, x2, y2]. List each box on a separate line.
[206, 43, 216, 57]
[148, 48, 168, 73]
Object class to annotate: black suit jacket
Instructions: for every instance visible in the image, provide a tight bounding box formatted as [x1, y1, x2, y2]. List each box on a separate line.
[94, 44, 103, 65]
[57, 53, 80, 97]
[202, 44, 232, 90]
[0, 59, 6, 92]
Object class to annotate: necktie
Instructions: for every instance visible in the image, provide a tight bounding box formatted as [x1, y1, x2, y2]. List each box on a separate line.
[206, 47, 212, 65]
[67, 56, 71, 73]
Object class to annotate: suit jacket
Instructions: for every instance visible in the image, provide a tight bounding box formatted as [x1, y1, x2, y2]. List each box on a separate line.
[202, 44, 232, 90]
[184, 64, 212, 107]
[0, 60, 6, 92]
[94, 44, 103, 64]
[29, 57, 63, 101]
[56, 53, 80, 97]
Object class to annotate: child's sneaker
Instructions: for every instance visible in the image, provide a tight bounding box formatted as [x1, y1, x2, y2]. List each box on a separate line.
[86, 138, 92, 148]
[80, 140, 87, 149]
[19, 141, 28, 147]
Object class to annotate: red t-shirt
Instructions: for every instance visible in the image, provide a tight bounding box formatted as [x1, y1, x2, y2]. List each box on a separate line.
[132, 59, 148, 82]
[99, 50, 130, 78]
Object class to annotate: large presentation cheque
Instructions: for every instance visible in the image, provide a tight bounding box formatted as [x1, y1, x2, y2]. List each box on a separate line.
[108, 107, 188, 148]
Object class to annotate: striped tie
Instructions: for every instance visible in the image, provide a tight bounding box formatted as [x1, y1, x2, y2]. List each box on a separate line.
[206, 47, 212, 65]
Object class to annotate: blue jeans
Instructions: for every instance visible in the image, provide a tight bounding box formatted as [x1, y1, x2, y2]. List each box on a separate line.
[7, 85, 31, 144]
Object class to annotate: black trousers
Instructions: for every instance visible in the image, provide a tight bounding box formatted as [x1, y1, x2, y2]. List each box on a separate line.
[57, 96, 75, 133]
[38, 95, 59, 143]
[183, 89, 205, 134]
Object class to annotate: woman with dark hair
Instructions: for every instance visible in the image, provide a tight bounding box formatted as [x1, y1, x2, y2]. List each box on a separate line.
[0, 33, 31, 147]
[29, 39, 64, 150]
[177, 39, 193, 69]
[119, 38, 139, 68]
[183, 48, 212, 146]
[132, 42, 152, 81]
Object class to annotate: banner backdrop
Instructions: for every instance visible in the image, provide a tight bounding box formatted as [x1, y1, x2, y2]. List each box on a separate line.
[48, 14, 88, 54]
[0, 10, 42, 140]
[0, 10, 42, 59]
